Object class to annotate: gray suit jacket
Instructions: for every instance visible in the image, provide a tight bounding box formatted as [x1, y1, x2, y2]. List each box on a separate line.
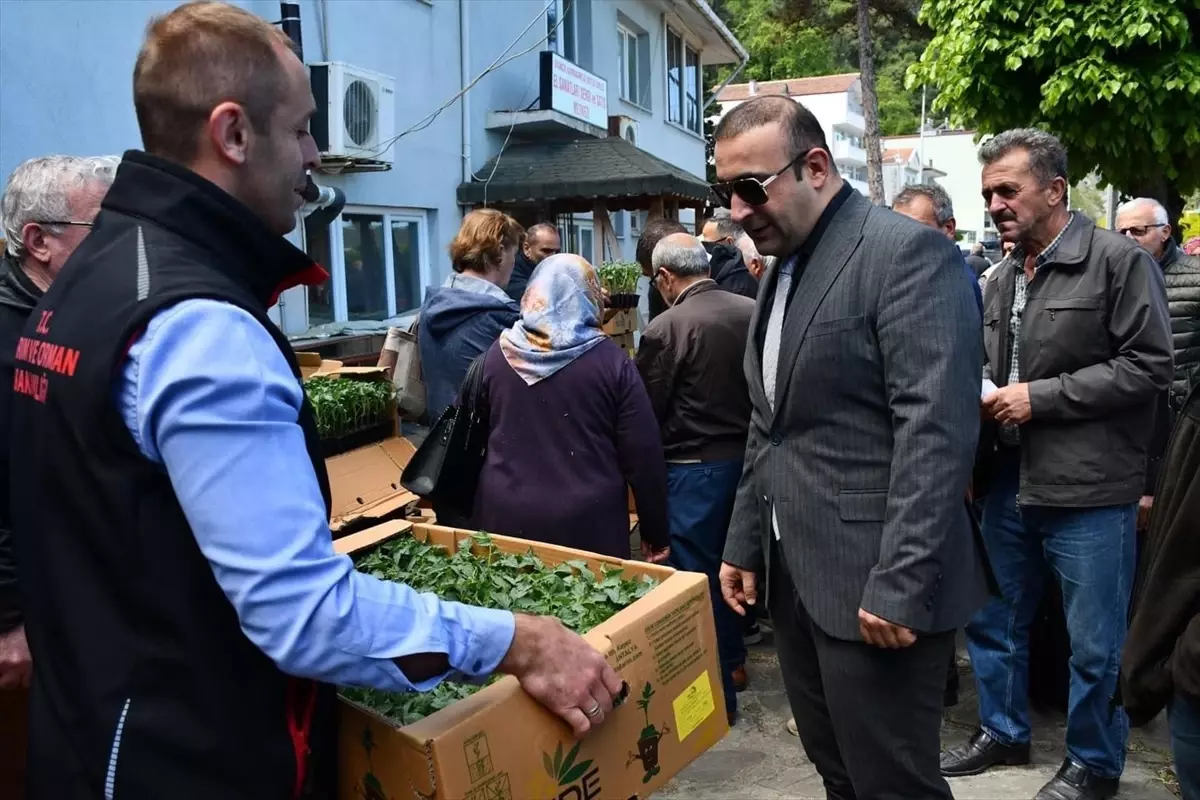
[723, 189, 990, 641]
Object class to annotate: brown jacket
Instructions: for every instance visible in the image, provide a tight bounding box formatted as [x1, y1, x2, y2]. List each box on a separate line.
[1122, 383, 1200, 724]
[635, 280, 755, 462]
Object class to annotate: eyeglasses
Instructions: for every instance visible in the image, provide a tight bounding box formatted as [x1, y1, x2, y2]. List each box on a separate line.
[709, 150, 808, 208]
[36, 220, 94, 229]
[1117, 223, 1166, 237]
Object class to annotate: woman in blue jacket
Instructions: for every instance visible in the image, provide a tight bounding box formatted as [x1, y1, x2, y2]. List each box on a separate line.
[418, 209, 523, 422]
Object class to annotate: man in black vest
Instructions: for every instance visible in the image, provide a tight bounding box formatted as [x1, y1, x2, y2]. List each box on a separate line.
[8, 3, 621, 798]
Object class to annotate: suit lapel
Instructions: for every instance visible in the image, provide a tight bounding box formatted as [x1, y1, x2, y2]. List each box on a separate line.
[772, 192, 870, 416]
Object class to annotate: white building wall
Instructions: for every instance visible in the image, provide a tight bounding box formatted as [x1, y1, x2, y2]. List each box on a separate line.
[884, 131, 993, 243]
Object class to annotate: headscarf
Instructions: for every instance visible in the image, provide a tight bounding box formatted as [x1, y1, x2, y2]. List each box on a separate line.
[498, 253, 607, 385]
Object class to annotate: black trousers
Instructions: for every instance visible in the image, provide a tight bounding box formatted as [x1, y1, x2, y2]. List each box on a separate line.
[771, 549, 955, 800]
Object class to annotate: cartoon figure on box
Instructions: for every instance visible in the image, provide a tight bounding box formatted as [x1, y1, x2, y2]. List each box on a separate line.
[626, 682, 671, 783]
[352, 727, 394, 800]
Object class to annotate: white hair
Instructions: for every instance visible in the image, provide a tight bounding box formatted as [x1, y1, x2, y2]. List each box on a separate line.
[761, 255, 778, 273]
[1115, 197, 1169, 226]
[652, 235, 710, 277]
[2, 155, 121, 258]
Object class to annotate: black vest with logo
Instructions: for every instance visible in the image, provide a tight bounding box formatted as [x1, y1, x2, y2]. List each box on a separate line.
[9, 152, 338, 799]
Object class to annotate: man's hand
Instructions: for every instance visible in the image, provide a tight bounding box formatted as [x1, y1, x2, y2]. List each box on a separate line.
[719, 563, 757, 616]
[498, 614, 624, 738]
[640, 541, 670, 564]
[1138, 495, 1154, 532]
[0, 625, 32, 690]
[857, 609, 916, 649]
[982, 383, 1032, 425]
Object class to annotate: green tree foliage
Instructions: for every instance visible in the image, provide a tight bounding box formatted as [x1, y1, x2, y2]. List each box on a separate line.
[710, 0, 932, 137]
[909, 0, 1200, 224]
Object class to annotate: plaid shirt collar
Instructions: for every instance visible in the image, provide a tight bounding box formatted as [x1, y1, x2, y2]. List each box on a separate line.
[1004, 213, 1076, 275]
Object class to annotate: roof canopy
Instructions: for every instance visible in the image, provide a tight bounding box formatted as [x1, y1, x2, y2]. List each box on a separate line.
[457, 137, 711, 212]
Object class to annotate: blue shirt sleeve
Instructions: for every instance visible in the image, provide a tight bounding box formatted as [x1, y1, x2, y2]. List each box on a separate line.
[118, 299, 515, 691]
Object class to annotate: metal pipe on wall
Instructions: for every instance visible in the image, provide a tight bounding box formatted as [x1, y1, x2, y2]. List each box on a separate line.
[460, 0, 473, 190]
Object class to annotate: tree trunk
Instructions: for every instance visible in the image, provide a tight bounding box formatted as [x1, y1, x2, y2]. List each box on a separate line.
[857, 0, 885, 205]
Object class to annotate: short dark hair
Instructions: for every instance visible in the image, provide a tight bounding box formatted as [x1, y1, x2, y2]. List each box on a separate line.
[705, 208, 743, 241]
[636, 217, 687, 275]
[524, 222, 559, 243]
[713, 96, 831, 177]
[133, 1, 296, 164]
[978, 128, 1069, 187]
[893, 183, 955, 226]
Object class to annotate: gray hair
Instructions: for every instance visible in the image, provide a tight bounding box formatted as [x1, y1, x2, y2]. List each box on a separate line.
[2, 155, 120, 258]
[762, 255, 778, 273]
[652, 235, 710, 278]
[893, 182, 955, 226]
[978, 128, 1069, 187]
[970, 242, 985, 255]
[706, 208, 744, 241]
[1116, 197, 1169, 226]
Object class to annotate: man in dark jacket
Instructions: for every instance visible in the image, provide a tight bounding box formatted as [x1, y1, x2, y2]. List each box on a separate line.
[504, 222, 560, 302]
[1116, 197, 1200, 528]
[0, 155, 117, 692]
[638, 217, 687, 322]
[942, 129, 1173, 800]
[636, 232, 756, 726]
[1122, 383, 1200, 798]
[701, 209, 759, 299]
[8, 4, 621, 797]
[965, 242, 993, 278]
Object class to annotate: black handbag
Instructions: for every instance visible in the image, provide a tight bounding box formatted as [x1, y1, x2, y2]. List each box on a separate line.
[400, 354, 490, 517]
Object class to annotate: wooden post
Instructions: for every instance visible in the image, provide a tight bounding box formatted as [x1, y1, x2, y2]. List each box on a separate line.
[594, 203, 622, 262]
[591, 201, 609, 267]
[648, 197, 665, 220]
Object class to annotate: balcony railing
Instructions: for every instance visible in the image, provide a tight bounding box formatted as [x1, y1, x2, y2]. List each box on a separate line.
[832, 138, 867, 166]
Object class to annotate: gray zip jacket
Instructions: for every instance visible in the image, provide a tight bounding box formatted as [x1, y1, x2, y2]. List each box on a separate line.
[981, 215, 1173, 507]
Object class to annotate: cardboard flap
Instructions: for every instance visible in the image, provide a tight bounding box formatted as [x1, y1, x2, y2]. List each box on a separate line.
[327, 437, 417, 530]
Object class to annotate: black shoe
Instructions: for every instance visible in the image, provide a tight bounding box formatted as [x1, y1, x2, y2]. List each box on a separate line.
[939, 728, 1031, 777]
[1034, 759, 1119, 800]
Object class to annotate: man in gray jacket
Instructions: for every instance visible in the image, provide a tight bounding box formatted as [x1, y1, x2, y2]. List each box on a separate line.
[941, 129, 1173, 800]
[715, 96, 988, 799]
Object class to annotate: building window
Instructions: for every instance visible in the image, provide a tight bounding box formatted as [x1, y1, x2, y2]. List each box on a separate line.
[565, 217, 594, 259]
[552, 0, 592, 70]
[304, 208, 429, 328]
[617, 23, 650, 109]
[666, 27, 702, 134]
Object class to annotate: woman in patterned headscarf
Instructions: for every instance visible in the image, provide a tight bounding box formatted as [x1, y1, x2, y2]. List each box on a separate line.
[466, 253, 670, 562]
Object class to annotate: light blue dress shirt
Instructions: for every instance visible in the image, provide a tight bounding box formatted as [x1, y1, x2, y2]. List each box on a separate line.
[117, 298, 515, 692]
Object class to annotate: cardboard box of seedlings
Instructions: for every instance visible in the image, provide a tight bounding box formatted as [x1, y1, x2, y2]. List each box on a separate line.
[303, 364, 420, 536]
[333, 520, 728, 800]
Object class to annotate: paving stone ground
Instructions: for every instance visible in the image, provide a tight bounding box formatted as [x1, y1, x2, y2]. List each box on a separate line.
[656, 633, 1179, 800]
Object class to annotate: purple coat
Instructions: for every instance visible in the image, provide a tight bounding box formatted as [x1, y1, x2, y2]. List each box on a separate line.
[471, 338, 669, 559]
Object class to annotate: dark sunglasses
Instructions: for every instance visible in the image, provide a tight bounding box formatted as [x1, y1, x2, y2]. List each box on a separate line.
[709, 150, 808, 208]
[1117, 223, 1166, 237]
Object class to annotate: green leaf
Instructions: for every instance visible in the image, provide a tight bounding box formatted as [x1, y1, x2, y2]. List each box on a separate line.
[561, 759, 593, 785]
[554, 741, 564, 777]
[543, 752, 555, 779]
[559, 740, 582, 779]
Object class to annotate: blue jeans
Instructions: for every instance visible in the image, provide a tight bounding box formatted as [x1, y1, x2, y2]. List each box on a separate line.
[1171, 694, 1200, 800]
[966, 454, 1135, 778]
[665, 460, 745, 717]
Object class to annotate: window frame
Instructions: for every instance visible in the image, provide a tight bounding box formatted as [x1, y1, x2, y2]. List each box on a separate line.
[617, 20, 650, 111]
[664, 23, 703, 136]
[306, 205, 430, 327]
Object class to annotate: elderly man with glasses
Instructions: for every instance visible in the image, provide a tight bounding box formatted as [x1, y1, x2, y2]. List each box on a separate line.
[711, 95, 989, 798]
[0, 154, 119, 692]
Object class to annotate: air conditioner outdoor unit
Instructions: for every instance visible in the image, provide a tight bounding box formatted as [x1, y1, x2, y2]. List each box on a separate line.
[309, 62, 396, 164]
[608, 115, 640, 148]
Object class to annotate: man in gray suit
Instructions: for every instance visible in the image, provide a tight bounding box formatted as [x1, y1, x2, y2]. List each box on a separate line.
[715, 96, 989, 798]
